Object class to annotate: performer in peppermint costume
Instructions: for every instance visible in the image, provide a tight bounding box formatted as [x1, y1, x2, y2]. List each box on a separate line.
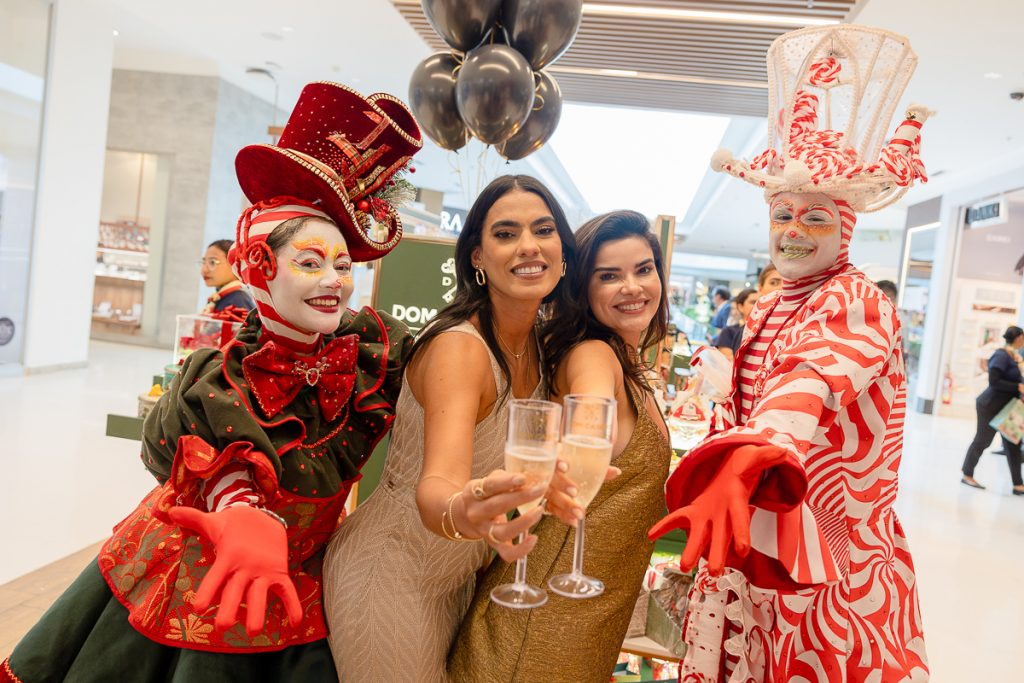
[1, 82, 421, 683]
[650, 26, 930, 682]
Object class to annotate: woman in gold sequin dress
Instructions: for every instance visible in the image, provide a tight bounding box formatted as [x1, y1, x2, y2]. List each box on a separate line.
[449, 210, 672, 683]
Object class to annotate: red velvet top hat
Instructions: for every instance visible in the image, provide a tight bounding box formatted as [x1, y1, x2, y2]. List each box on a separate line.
[235, 81, 423, 262]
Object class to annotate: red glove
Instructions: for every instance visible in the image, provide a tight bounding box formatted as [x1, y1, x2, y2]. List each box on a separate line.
[648, 445, 788, 576]
[167, 505, 303, 636]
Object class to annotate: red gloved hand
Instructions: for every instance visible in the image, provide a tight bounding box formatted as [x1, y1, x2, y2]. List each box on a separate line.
[167, 505, 303, 636]
[648, 444, 787, 576]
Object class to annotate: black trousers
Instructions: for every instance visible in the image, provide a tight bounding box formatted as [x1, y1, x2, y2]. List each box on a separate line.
[962, 397, 1024, 486]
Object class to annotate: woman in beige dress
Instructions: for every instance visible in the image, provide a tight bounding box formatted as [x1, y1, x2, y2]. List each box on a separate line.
[449, 210, 672, 682]
[322, 175, 582, 682]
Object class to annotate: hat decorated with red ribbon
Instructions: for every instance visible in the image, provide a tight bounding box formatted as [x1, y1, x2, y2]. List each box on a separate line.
[711, 25, 930, 213]
[235, 81, 423, 262]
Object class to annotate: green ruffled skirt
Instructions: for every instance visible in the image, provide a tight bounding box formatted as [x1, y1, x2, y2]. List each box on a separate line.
[3, 559, 336, 683]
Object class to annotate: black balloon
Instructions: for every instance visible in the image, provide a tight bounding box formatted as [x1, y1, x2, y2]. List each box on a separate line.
[421, 0, 503, 53]
[497, 72, 563, 161]
[409, 53, 469, 151]
[455, 44, 535, 145]
[502, 0, 583, 70]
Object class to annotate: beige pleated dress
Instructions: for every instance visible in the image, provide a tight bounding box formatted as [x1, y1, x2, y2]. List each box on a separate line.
[323, 321, 540, 683]
[447, 383, 671, 683]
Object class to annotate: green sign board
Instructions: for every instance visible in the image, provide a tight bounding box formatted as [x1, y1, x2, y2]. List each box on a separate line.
[371, 235, 458, 335]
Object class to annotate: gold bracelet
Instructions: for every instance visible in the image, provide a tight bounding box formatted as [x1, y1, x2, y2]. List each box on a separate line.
[441, 491, 477, 542]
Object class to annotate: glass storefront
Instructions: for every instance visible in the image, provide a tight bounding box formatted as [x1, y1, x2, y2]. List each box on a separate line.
[0, 0, 50, 365]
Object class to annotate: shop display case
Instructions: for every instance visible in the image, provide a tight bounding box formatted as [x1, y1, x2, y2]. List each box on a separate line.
[173, 314, 243, 365]
[92, 220, 149, 334]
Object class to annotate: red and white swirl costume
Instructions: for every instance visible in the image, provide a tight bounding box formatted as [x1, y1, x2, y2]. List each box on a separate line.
[665, 25, 931, 682]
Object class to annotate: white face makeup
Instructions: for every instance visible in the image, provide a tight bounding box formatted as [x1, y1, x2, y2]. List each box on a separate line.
[587, 236, 662, 349]
[768, 192, 843, 281]
[471, 190, 563, 304]
[266, 219, 353, 335]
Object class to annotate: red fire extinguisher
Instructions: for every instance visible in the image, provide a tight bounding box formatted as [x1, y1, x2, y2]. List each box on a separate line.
[941, 365, 954, 405]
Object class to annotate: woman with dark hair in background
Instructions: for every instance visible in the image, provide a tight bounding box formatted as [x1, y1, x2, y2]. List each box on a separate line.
[713, 287, 758, 360]
[324, 175, 581, 682]
[449, 210, 671, 682]
[757, 261, 783, 296]
[199, 239, 255, 313]
[961, 325, 1024, 495]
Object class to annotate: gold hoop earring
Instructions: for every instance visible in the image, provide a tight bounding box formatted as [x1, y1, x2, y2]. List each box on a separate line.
[561, 260, 567, 277]
[475, 267, 487, 286]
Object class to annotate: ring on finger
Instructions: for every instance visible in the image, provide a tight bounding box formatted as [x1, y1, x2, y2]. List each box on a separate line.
[487, 523, 501, 545]
[471, 480, 487, 501]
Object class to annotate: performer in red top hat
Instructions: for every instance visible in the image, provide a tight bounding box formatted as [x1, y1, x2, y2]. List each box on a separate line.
[1, 82, 422, 683]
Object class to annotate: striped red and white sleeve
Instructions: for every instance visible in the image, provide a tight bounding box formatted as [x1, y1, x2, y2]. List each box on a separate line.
[667, 278, 898, 520]
[200, 461, 262, 512]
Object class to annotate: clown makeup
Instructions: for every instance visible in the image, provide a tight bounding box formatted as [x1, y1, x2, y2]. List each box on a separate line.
[768, 192, 843, 281]
[266, 219, 353, 335]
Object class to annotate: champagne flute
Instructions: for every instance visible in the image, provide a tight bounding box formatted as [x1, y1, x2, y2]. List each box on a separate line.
[490, 399, 562, 609]
[548, 394, 616, 599]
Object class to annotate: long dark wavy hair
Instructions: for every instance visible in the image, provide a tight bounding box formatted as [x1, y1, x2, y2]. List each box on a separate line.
[406, 175, 577, 400]
[541, 210, 669, 397]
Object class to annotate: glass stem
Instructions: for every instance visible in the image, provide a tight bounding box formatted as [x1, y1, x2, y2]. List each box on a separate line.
[514, 532, 528, 586]
[572, 515, 586, 577]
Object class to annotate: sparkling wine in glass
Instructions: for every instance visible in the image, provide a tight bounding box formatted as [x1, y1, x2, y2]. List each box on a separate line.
[490, 399, 561, 609]
[548, 394, 615, 599]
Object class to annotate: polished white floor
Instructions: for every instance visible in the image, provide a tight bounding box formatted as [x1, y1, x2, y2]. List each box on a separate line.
[0, 341, 1020, 679]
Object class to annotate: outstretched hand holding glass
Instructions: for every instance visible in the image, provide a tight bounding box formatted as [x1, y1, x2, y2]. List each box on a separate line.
[490, 399, 562, 609]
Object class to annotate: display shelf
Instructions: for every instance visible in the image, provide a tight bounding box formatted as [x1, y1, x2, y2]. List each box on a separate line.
[96, 246, 149, 257]
[91, 315, 141, 328]
[619, 636, 680, 663]
[95, 273, 146, 284]
[106, 414, 144, 441]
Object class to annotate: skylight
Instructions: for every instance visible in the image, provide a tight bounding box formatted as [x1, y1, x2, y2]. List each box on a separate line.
[547, 103, 730, 220]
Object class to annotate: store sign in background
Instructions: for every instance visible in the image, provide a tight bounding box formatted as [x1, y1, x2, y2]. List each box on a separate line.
[371, 235, 457, 335]
[440, 206, 466, 235]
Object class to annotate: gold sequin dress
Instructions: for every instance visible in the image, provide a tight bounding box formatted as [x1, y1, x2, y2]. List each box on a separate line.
[447, 384, 671, 683]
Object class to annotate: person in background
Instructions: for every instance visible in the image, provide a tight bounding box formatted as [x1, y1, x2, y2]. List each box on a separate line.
[876, 279, 898, 302]
[709, 285, 732, 329]
[960, 325, 1024, 495]
[756, 261, 783, 296]
[713, 287, 758, 360]
[200, 238, 255, 313]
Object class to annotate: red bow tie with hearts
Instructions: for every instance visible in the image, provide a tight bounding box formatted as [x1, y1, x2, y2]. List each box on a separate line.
[241, 335, 357, 422]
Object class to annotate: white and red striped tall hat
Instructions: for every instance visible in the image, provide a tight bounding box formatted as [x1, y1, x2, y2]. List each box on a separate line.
[711, 25, 929, 213]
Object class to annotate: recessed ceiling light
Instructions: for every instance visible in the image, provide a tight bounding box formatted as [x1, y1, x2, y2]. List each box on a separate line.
[599, 68, 639, 77]
[112, 29, 119, 37]
[581, 3, 839, 27]
[984, 72, 1003, 79]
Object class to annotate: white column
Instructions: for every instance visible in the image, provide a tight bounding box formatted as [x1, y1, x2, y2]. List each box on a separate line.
[22, 0, 114, 371]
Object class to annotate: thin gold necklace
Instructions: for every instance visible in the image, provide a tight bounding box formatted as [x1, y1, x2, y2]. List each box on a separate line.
[496, 329, 529, 360]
